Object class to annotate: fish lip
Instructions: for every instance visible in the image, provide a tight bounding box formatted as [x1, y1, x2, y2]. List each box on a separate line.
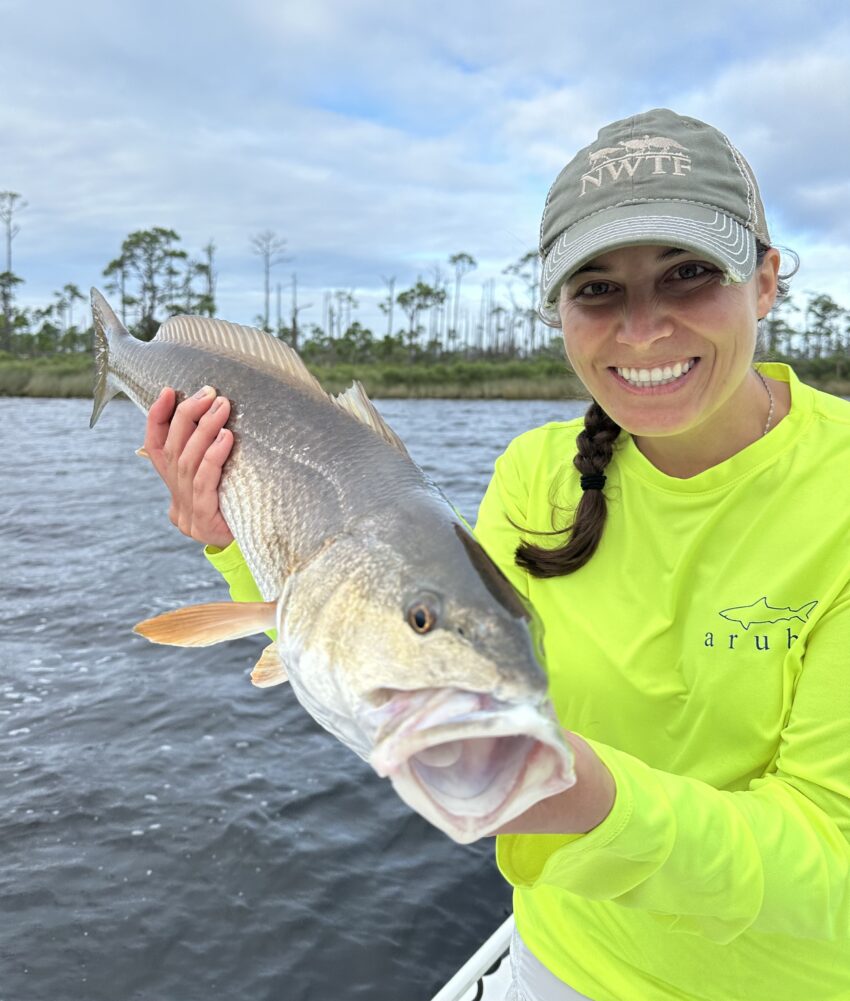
[365, 687, 575, 840]
[365, 686, 557, 773]
[385, 730, 575, 842]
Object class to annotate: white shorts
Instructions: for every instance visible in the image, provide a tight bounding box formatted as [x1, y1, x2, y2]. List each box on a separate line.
[506, 924, 595, 1001]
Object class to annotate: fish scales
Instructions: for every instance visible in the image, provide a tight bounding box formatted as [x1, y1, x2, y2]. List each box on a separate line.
[90, 289, 576, 844]
[97, 319, 428, 599]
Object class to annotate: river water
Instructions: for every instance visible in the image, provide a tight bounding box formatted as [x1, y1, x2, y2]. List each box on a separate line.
[0, 395, 585, 1001]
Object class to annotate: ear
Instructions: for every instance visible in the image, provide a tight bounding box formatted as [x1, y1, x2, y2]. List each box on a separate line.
[756, 247, 781, 319]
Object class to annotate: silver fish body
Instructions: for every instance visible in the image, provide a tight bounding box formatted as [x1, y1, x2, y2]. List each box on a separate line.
[90, 289, 575, 842]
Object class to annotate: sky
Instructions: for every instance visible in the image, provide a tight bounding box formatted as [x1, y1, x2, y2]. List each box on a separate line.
[3, 0, 850, 336]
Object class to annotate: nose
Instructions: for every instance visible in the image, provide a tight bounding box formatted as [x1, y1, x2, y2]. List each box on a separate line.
[615, 294, 674, 348]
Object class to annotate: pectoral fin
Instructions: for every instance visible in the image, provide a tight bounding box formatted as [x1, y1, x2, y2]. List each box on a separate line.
[134, 601, 277, 647]
[251, 642, 289, 688]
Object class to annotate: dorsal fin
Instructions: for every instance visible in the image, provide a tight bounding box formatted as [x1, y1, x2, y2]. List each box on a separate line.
[156, 315, 408, 454]
[332, 381, 409, 456]
[155, 315, 325, 397]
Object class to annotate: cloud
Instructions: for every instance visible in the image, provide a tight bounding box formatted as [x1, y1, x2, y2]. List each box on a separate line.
[3, 0, 850, 333]
[679, 32, 850, 243]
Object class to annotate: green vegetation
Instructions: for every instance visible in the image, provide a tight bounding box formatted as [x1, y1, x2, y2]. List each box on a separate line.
[0, 353, 92, 397]
[312, 359, 586, 399]
[0, 351, 587, 400]
[4, 350, 850, 401]
[0, 200, 848, 399]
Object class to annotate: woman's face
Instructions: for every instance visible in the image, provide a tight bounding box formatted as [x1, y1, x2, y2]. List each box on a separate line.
[558, 244, 781, 443]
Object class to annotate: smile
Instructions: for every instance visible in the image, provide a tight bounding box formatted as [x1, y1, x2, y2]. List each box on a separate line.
[614, 358, 697, 389]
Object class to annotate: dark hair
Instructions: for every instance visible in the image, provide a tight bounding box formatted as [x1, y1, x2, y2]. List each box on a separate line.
[517, 241, 796, 579]
[514, 401, 620, 578]
[766, 242, 798, 304]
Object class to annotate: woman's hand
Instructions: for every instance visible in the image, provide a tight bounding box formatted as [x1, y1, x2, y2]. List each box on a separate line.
[144, 385, 235, 550]
[495, 732, 616, 836]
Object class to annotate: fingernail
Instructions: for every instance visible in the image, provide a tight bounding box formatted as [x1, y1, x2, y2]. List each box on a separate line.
[210, 396, 225, 413]
[193, 385, 213, 399]
[216, 429, 226, 442]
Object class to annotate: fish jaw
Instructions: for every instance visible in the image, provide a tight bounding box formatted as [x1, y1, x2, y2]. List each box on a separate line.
[365, 688, 576, 844]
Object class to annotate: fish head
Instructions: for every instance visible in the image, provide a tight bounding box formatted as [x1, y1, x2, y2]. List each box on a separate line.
[278, 512, 575, 843]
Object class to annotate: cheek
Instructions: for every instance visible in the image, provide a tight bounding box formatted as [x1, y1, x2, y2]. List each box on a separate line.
[703, 306, 758, 364]
[692, 283, 759, 330]
[560, 313, 606, 364]
[561, 332, 589, 374]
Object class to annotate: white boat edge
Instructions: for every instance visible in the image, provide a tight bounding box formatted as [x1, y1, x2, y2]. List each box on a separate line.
[430, 912, 514, 1001]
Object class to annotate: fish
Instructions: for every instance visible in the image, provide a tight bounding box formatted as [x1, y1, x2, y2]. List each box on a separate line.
[719, 597, 818, 631]
[89, 288, 576, 843]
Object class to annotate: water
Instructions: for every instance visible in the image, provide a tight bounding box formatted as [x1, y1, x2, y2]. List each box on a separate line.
[0, 395, 584, 1001]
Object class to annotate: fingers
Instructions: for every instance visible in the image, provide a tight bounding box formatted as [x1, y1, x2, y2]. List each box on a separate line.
[163, 385, 218, 479]
[144, 385, 236, 548]
[174, 393, 230, 500]
[172, 394, 232, 540]
[192, 427, 236, 549]
[144, 386, 177, 464]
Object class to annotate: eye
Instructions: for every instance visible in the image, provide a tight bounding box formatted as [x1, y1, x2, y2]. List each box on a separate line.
[670, 261, 714, 282]
[576, 280, 614, 299]
[407, 601, 437, 634]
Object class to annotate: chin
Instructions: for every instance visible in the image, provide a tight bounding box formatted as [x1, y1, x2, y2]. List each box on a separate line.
[607, 409, 695, 439]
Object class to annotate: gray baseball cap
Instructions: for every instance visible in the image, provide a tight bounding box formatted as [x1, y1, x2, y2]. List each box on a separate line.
[539, 108, 771, 324]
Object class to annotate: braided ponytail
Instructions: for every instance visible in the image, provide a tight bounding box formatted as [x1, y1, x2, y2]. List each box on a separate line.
[515, 401, 621, 578]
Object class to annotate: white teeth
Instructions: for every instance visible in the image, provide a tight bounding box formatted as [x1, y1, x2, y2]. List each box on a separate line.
[616, 359, 695, 388]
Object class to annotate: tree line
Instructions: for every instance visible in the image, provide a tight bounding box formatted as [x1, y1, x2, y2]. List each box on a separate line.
[1, 191, 849, 376]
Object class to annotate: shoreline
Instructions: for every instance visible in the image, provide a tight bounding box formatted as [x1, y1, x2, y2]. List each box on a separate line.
[0, 359, 590, 401]
[1, 360, 849, 401]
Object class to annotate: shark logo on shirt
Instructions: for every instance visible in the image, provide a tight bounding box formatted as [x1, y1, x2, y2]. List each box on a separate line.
[719, 597, 818, 631]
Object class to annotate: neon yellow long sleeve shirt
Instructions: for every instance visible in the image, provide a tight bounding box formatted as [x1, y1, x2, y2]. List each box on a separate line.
[206, 362, 850, 1000]
[473, 364, 850, 1000]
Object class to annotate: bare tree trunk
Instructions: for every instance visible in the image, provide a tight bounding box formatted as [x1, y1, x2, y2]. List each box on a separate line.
[118, 261, 128, 325]
[203, 240, 217, 315]
[250, 231, 288, 331]
[290, 274, 298, 351]
[276, 282, 282, 336]
[0, 192, 25, 344]
[0, 191, 25, 274]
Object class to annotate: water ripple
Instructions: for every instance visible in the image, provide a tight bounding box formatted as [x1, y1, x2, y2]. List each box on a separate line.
[0, 394, 583, 1001]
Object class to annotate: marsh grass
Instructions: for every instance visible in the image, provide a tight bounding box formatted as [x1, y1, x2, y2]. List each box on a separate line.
[0, 355, 590, 400]
[0, 355, 93, 397]
[2, 354, 846, 401]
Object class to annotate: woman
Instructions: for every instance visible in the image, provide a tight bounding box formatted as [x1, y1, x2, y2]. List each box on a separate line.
[144, 110, 850, 1000]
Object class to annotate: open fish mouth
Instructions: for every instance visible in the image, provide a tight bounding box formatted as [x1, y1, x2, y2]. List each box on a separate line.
[366, 688, 576, 843]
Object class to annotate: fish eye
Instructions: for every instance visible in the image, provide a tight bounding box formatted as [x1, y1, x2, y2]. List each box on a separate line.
[407, 601, 437, 634]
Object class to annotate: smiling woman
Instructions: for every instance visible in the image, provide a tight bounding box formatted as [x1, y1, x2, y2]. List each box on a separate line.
[140, 107, 850, 1001]
[557, 241, 781, 471]
[517, 110, 793, 578]
[468, 108, 850, 1001]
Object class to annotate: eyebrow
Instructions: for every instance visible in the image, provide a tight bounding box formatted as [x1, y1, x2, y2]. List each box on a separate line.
[570, 247, 688, 277]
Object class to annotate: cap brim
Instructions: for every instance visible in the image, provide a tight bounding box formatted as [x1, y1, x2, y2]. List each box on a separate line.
[540, 201, 757, 323]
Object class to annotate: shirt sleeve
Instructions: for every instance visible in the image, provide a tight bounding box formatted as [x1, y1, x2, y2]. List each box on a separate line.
[204, 540, 276, 640]
[204, 541, 263, 601]
[497, 580, 850, 944]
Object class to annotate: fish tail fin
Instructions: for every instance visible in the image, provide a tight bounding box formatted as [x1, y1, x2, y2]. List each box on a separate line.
[89, 287, 127, 428]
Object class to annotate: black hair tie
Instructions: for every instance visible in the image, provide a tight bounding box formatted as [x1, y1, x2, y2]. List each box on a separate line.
[580, 473, 606, 492]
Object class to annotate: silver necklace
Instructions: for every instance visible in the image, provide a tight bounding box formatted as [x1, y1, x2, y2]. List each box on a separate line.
[755, 370, 774, 436]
